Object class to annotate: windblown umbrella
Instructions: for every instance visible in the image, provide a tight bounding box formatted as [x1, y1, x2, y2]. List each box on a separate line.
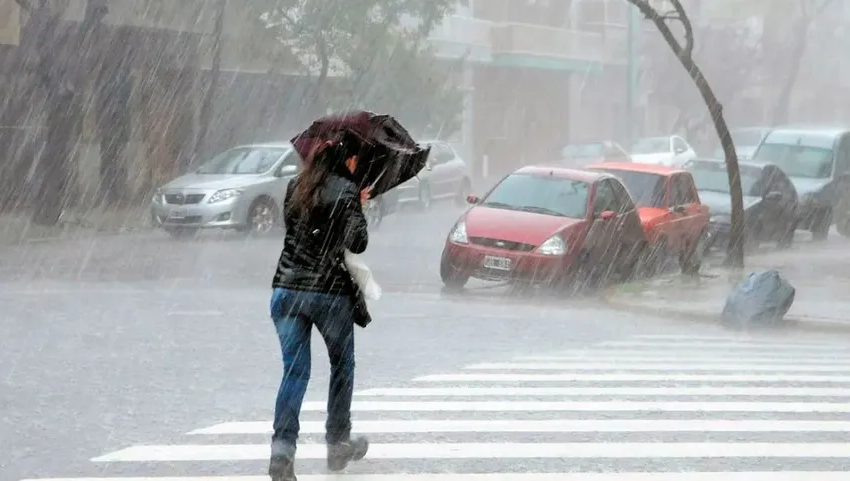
[290, 110, 431, 197]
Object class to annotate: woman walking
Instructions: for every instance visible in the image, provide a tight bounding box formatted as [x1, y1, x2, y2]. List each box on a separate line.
[269, 135, 371, 481]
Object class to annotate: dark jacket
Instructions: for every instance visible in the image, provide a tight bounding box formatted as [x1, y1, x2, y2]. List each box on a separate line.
[272, 173, 369, 294]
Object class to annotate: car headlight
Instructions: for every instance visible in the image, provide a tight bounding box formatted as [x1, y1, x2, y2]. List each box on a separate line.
[537, 234, 567, 256]
[208, 188, 244, 203]
[449, 220, 468, 244]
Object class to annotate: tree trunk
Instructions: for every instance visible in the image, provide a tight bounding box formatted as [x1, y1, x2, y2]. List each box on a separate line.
[680, 58, 745, 267]
[25, 2, 81, 226]
[195, 0, 225, 162]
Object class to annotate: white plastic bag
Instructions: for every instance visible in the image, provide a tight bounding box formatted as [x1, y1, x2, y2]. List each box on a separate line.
[344, 250, 382, 300]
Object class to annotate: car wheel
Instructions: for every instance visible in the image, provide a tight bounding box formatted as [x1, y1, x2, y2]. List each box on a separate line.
[247, 197, 278, 235]
[645, 236, 675, 278]
[418, 182, 432, 210]
[679, 231, 705, 277]
[835, 196, 850, 237]
[811, 208, 831, 241]
[777, 219, 797, 249]
[440, 252, 469, 291]
[455, 178, 472, 207]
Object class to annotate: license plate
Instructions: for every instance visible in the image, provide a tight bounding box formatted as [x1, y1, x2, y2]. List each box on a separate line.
[483, 255, 511, 271]
[168, 210, 186, 220]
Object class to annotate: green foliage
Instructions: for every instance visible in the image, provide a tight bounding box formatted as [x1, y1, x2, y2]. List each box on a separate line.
[261, 0, 465, 137]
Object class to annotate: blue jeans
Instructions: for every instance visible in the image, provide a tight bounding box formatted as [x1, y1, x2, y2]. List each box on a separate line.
[270, 287, 356, 455]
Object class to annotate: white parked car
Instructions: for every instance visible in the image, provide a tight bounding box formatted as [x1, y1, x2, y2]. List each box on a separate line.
[395, 140, 472, 209]
[630, 135, 697, 167]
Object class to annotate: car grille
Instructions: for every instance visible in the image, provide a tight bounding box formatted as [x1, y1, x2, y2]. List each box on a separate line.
[164, 193, 205, 205]
[469, 237, 536, 252]
[166, 216, 203, 224]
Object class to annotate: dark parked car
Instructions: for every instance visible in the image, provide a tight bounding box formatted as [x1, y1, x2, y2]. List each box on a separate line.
[685, 158, 799, 251]
[749, 126, 850, 239]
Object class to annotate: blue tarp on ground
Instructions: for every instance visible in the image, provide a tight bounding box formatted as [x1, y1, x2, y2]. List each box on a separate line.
[721, 269, 796, 328]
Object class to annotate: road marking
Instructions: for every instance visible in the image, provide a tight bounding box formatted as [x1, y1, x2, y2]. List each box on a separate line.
[632, 334, 849, 344]
[466, 362, 850, 372]
[354, 386, 850, 397]
[91, 442, 850, 462]
[166, 310, 224, 316]
[593, 340, 850, 350]
[23, 474, 850, 481]
[513, 355, 850, 363]
[298, 400, 850, 412]
[413, 373, 850, 382]
[188, 419, 850, 435]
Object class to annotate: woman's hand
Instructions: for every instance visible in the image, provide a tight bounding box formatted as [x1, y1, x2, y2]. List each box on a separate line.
[360, 187, 372, 206]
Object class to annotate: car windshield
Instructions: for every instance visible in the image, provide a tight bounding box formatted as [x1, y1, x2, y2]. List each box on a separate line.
[562, 143, 603, 159]
[196, 146, 289, 174]
[632, 137, 669, 154]
[687, 161, 762, 197]
[751, 143, 833, 179]
[592, 169, 666, 207]
[481, 173, 589, 218]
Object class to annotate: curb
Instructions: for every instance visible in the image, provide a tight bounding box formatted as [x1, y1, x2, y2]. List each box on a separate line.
[9, 226, 153, 245]
[602, 289, 850, 335]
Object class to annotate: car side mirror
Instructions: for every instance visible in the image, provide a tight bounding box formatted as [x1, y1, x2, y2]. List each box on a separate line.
[466, 195, 480, 205]
[277, 164, 298, 177]
[764, 191, 782, 201]
[674, 147, 686, 154]
[600, 210, 616, 220]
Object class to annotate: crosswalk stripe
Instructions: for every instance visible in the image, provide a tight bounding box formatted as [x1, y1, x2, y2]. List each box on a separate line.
[92, 442, 850, 462]
[298, 400, 850, 412]
[188, 419, 850, 435]
[413, 373, 850, 382]
[632, 334, 850, 344]
[354, 386, 850, 396]
[22, 474, 850, 481]
[466, 362, 850, 372]
[513, 355, 850, 363]
[593, 340, 850, 350]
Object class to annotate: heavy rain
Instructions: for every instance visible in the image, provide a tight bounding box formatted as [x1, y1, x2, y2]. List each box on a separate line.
[3, 0, 850, 480]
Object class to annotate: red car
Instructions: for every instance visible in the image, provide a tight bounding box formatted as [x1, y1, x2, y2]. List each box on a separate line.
[439, 165, 648, 290]
[584, 162, 710, 274]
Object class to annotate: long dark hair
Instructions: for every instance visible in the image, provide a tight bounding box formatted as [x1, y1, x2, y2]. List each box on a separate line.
[289, 133, 363, 216]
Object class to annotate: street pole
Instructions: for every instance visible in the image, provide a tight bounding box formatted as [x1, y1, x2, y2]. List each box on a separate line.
[625, 2, 637, 148]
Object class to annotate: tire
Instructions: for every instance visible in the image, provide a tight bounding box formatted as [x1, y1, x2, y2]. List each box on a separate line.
[418, 182, 432, 210]
[246, 197, 278, 235]
[835, 196, 850, 237]
[646, 236, 674, 278]
[679, 231, 705, 277]
[455, 178, 472, 207]
[811, 208, 831, 241]
[440, 252, 469, 290]
[777, 219, 797, 249]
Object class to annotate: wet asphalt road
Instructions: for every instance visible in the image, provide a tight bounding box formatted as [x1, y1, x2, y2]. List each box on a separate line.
[3, 202, 850, 480]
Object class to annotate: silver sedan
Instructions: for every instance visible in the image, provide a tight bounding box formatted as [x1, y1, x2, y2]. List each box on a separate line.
[150, 142, 300, 238]
[395, 140, 472, 209]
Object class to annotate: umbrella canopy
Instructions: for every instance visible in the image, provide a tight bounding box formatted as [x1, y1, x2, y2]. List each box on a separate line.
[290, 110, 431, 197]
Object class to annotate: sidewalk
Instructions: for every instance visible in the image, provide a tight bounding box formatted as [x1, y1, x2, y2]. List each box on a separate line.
[604, 245, 850, 332]
[0, 207, 152, 245]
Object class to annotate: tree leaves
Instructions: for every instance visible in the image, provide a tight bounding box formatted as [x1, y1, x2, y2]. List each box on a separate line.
[260, 0, 464, 136]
